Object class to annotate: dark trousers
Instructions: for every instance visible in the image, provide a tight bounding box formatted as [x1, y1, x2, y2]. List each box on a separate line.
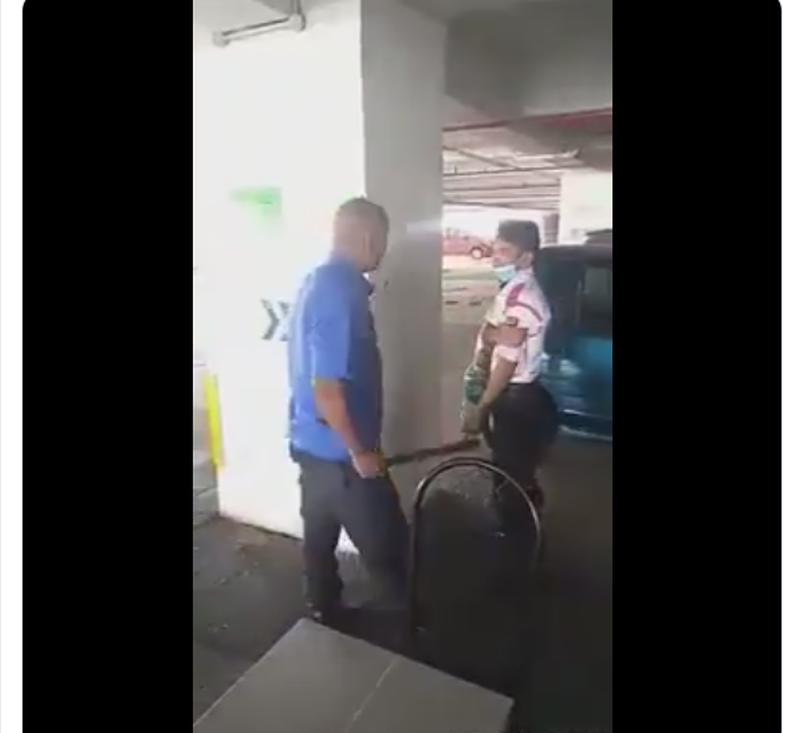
[291, 447, 409, 611]
[482, 381, 559, 500]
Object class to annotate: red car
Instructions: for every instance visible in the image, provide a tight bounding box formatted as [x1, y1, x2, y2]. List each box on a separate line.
[442, 229, 492, 260]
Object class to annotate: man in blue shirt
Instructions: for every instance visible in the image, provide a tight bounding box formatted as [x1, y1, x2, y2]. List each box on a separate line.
[287, 197, 408, 625]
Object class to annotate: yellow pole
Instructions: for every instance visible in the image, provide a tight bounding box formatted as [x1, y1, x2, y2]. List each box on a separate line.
[201, 372, 224, 469]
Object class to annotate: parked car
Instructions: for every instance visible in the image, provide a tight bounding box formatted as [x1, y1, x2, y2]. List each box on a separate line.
[536, 244, 613, 440]
[442, 229, 493, 260]
[584, 228, 612, 246]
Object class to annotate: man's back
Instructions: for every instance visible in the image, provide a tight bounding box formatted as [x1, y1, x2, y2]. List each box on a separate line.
[287, 258, 382, 461]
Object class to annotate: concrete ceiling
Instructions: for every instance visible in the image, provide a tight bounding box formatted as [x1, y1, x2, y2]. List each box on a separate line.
[434, 0, 612, 211]
[442, 110, 612, 211]
[192, 0, 603, 38]
[191, 0, 529, 32]
[402, 0, 544, 20]
[192, 0, 613, 211]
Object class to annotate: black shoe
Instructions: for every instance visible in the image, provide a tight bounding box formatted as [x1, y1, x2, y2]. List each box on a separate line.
[522, 484, 544, 514]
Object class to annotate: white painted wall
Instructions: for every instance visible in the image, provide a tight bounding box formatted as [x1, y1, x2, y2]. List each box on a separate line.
[193, 0, 444, 539]
[194, 3, 365, 536]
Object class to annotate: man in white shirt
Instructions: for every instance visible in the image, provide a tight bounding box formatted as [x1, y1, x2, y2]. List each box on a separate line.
[462, 220, 559, 510]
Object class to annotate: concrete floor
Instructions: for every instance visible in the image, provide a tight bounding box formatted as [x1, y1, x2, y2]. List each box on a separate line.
[193, 437, 612, 731]
[193, 263, 612, 731]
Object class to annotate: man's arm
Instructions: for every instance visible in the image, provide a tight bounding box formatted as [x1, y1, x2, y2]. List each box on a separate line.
[478, 355, 518, 409]
[472, 295, 506, 371]
[478, 302, 542, 410]
[474, 318, 532, 371]
[307, 279, 363, 454]
[473, 321, 497, 373]
[313, 383, 362, 453]
[461, 346, 517, 436]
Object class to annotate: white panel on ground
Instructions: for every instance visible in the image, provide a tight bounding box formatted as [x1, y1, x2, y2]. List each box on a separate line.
[193, 0, 444, 544]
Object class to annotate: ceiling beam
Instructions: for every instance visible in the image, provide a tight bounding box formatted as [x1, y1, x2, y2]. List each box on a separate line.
[444, 183, 560, 193]
[442, 145, 522, 172]
[445, 193, 561, 202]
[444, 199, 558, 210]
[443, 163, 582, 180]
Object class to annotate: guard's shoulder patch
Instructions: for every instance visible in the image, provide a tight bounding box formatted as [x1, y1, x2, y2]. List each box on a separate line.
[506, 282, 527, 306]
[504, 316, 519, 327]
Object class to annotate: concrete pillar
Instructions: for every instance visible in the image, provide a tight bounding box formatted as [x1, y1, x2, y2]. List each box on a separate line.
[542, 212, 559, 245]
[193, 0, 444, 538]
[557, 170, 613, 243]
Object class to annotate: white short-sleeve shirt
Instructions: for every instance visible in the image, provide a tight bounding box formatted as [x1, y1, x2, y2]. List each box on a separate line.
[481, 269, 551, 383]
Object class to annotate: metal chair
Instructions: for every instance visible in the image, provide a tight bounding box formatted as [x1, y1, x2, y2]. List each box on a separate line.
[406, 456, 542, 696]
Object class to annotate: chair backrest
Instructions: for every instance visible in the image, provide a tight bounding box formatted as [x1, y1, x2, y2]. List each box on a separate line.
[407, 457, 542, 693]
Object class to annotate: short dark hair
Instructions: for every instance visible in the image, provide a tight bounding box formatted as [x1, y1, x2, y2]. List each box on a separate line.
[496, 220, 541, 254]
[336, 197, 389, 230]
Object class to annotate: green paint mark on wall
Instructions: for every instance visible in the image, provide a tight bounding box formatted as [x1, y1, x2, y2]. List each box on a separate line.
[232, 186, 283, 223]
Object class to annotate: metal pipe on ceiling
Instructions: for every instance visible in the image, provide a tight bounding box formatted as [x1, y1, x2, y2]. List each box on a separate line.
[528, 108, 613, 128]
[446, 193, 561, 202]
[443, 163, 582, 180]
[446, 202, 562, 209]
[445, 190, 558, 195]
[442, 145, 521, 172]
[443, 200, 554, 210]
[443, 108, 612, 133]
[212, 0, 306, 47]
[445, 194, 560, 201]
[444, 183, 560, 193]
[444, 119, 526, 133]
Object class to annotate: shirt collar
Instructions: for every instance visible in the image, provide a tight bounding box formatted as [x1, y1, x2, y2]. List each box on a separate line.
[509, 267, 533, 285]
[329, 254, 374, 296]
[498, 267, 534, 295]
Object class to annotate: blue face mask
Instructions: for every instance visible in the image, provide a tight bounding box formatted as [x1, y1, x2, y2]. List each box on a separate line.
[492, 263, 517, 285]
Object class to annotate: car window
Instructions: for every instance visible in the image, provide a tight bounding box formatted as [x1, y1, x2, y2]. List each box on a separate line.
[536, 250, 613, 347]
[536, 255, 582, 353]
[578, 263, 612, 338]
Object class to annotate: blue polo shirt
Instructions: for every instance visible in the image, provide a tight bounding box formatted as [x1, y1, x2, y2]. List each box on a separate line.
[287, 257, 382, 461]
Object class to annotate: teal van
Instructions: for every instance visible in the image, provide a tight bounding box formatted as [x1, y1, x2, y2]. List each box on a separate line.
[536, 243, 613, 440]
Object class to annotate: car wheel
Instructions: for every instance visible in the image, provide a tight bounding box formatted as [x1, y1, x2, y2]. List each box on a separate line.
[470, 247, 485, 261]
